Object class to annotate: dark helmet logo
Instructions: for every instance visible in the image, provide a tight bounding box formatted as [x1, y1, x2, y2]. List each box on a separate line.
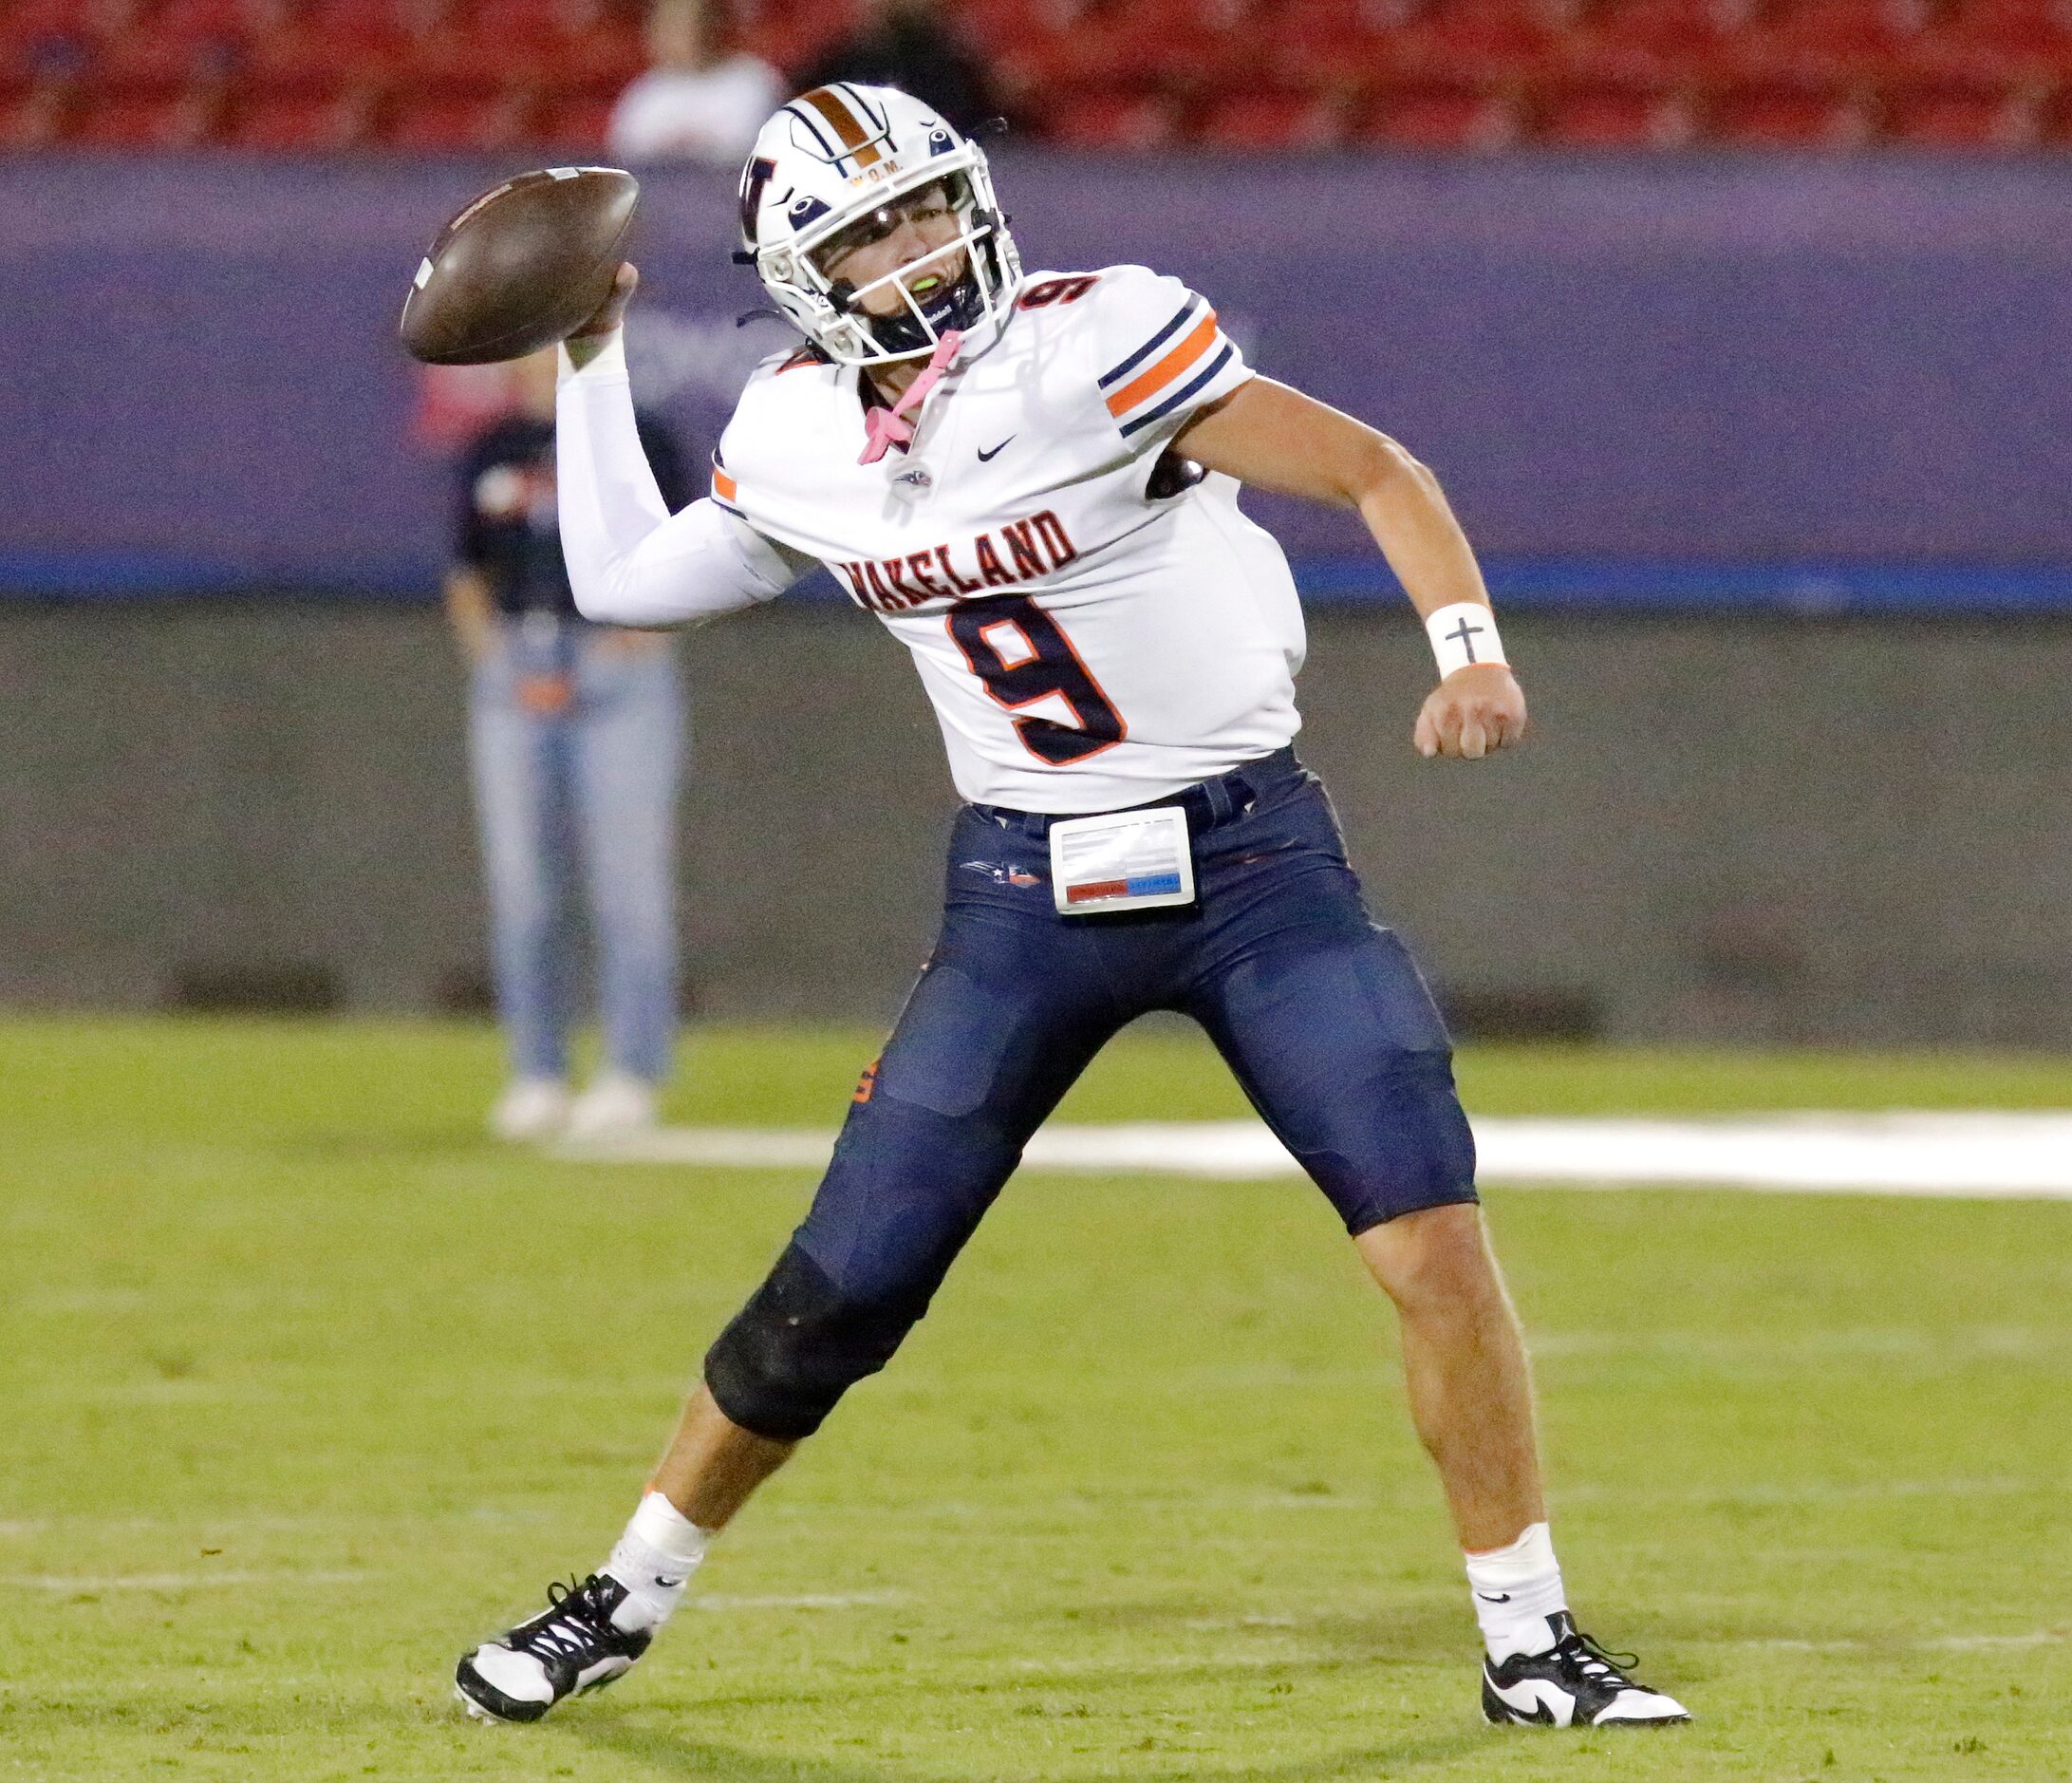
[737, 155, 777, 248]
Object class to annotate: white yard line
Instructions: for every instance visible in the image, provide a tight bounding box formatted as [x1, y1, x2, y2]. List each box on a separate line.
[560, 1113, 2072, 1199]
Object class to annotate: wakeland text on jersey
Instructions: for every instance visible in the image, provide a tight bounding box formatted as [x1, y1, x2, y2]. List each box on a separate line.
[831, 509, 1079, 613]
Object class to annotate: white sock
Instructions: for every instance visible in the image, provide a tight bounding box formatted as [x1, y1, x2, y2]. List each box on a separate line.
[1465, 1521, 1567, 1661]
[603, 1492, 711, 1632]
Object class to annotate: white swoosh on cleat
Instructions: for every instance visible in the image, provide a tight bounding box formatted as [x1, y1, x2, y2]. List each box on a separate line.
[1488, 1675, 1577, 1726]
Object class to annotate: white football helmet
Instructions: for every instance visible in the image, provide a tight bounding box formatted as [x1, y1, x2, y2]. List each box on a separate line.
[736, 83, 1022, 366]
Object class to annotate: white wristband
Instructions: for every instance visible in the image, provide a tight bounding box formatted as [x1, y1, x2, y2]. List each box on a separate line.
[557, 327, 627, 385]
[1425, 602, 1506, 677]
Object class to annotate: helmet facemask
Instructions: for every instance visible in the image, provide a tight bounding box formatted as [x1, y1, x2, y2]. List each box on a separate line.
[810, 173, 997, 359]
[743, 119, 1022, 367]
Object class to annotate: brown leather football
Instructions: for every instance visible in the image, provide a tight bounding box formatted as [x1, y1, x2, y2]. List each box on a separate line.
[399, 166, 640, 366]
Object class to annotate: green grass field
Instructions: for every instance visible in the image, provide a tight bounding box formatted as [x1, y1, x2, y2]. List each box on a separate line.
[3, 1016, 2069, 1781]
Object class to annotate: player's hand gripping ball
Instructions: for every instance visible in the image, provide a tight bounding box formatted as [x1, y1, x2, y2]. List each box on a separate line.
[399, 166, 640, 366]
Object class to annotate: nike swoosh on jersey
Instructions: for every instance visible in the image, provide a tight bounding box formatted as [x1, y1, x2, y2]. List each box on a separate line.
[977, 436, 1017, 461]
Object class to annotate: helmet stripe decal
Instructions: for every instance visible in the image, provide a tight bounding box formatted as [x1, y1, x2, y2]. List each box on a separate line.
[831, 82, 890, 133]
[797, 85, 885, 169]
[782, 103, 838, 157]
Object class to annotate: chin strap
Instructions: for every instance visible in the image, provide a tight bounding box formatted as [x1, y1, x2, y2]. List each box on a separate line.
[858, 328, 963, 465]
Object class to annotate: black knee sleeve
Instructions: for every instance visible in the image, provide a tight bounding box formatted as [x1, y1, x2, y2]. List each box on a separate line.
[703, 1241, 931, 1441]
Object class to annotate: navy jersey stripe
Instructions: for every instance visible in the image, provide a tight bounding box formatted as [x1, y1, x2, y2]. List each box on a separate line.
[1097, 295, 1202, 389]
[1118, 342, 1238, 437]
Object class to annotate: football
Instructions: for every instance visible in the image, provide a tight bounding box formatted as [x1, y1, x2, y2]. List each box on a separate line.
[399, 165, 640, 366]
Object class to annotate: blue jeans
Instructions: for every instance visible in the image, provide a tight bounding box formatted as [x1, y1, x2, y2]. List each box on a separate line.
[468, 615, 681, 1082]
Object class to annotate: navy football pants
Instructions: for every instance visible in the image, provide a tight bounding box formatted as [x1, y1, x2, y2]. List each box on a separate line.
[705, 747, 1480, 1439]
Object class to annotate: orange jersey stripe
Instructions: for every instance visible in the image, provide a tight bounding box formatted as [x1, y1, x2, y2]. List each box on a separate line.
[713, 467, 738, 501]
[1104, 310, 1221, 419]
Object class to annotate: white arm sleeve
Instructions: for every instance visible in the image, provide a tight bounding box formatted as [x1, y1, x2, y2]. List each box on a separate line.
[554, 331, 810, 626]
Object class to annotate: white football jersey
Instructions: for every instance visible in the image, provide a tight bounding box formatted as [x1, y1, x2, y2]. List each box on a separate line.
[710, 264, 1306, 812]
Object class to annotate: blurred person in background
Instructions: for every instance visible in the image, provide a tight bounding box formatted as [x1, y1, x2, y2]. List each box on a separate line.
[794, 0, 998, 130]
[607, 0, 782, 162]
[445, 347, 695, 1142]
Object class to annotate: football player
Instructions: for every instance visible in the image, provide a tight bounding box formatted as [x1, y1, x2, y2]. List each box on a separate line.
[456, 82, 1689, 1734]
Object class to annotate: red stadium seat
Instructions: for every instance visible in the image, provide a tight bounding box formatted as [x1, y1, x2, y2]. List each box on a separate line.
[467, 0, 644, 83]
[958, 0, 1081, 48]
[1043, 85, 1180, 147]
[1193, 87, 1344, 147]
[1534, 81, 1695, 143]
[1708, 81, 1872, 142]
[228, 76, 382, 144]
[148, 0, 251, 34]
[1264, 0, 1420, 94]
[1879, 80, 2038, 142]
[995, 0, 1252, 96]
[2039, 82, 2072, 137]
[989, 9, 1131, 104]
[43, 0, 2065, 152]
[77, 83, 232, 144]
[99, 0, 249, 82]
[0, 75, 84, 144]
[1382, 0, 1570, 84]
[1731, 0, 1928, 82]
[3, 0, 159, 62]
[237, 3, 429, 84]
[1911, 0, 2072, 82]
[383, 81, 532, 146]
[736, 0, 852, 72]
[97, 41, 245, 86]
[531, 85, 615, 149]
[1570, 0, 1749, 84]
[423, 28, 549, 79]
[0, 0, 96, 47]
[382, 14, 538, 84]
[1353, 84, 1522, 144]
[236, 3, 380, 82]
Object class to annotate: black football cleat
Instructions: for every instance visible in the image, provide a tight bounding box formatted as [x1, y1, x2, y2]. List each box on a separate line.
[455, 1572, 652, 1723]
[1481, 1611, 1689, 1728]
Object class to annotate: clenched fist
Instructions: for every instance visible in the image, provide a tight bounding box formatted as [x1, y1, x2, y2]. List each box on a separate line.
[1413, 662, 1528, 760]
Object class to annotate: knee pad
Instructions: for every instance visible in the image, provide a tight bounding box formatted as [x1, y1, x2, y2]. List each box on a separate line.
[703, 1241, 930, 1441]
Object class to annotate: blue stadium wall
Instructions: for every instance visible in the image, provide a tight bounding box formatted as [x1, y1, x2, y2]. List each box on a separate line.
[7, 151, 2070, 605]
